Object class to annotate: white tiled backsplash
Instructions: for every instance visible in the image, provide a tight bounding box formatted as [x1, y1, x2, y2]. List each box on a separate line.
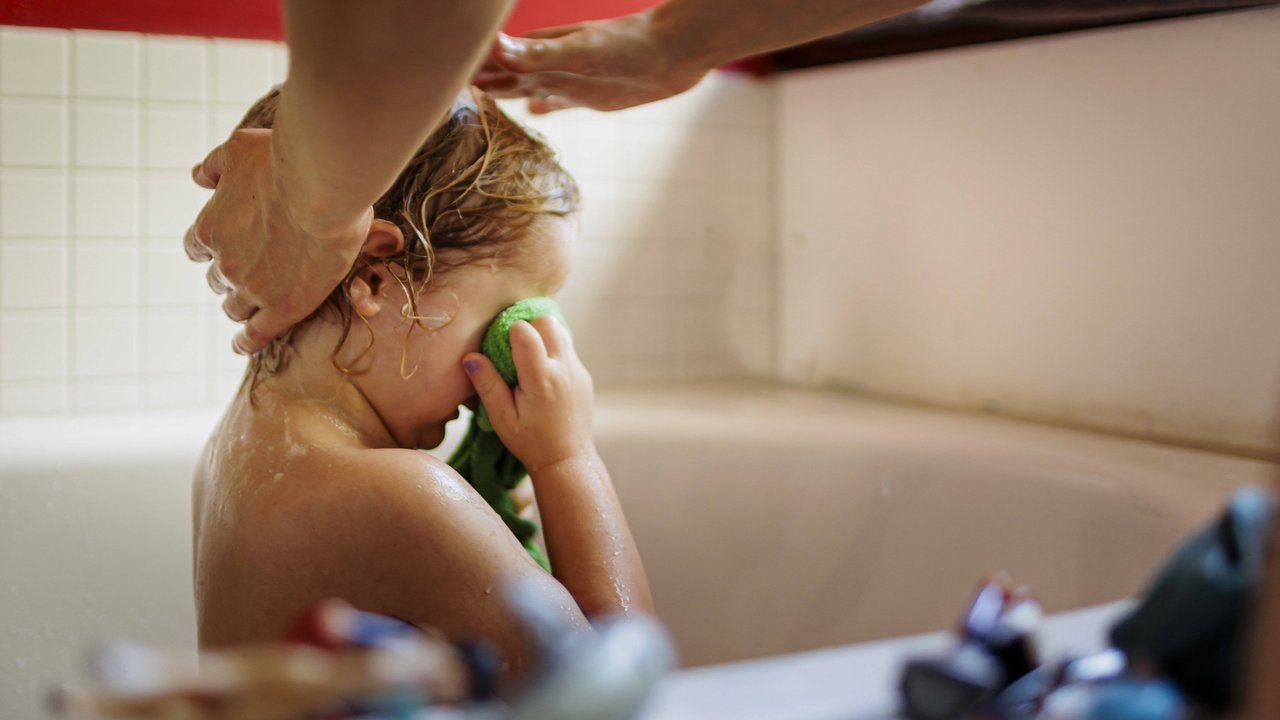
[0, 26, 776, 416]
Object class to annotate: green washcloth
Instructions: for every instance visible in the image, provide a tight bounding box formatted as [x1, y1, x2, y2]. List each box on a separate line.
[447, 297, 566, 573]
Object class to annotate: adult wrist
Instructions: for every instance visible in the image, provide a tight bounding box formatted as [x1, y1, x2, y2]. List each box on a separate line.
[643, 3, 719, 84]
[268, 113, 368, 250]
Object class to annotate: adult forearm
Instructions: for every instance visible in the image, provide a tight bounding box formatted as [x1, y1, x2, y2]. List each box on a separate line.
[652, 0, 928, 71]
[276, 0, 515, 239]
[530, 448, 655, 619]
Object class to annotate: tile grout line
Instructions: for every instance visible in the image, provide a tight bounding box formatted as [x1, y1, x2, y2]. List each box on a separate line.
[65, 29, 76, 412]
[138, 33, 150, 411]
[130, 32, 144, 410]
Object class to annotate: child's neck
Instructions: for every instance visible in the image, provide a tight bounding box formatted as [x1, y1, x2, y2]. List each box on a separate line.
[258, 320, 401, 450]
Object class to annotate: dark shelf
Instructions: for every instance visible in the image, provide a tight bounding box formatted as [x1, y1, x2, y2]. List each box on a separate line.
[766, 1, 1278, 71]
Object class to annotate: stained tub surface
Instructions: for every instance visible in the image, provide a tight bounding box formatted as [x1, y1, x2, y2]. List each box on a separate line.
[1, 382, 1273, 715]
[595, 383, 1271, 667]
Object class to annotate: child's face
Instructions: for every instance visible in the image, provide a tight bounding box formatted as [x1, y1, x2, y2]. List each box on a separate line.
[350, 216, 576, 450]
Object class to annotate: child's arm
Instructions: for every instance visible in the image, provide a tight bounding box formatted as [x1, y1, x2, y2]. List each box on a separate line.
[463, 315, 655, 618]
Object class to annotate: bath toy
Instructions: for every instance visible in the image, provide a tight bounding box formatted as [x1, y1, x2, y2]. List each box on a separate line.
[900, 575, 1044, 720]
[1083, 678, 1186, 720]
[51, 582, 674, 720]
[1109, 485, 1276, 711]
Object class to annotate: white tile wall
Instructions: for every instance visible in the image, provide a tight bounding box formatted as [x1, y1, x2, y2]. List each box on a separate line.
[1, 240, 67, 308]
[74, 173, 137, 236]
[1, 100, 67, 165]
[0, 27, 68, 96]
[75, 103, 139, 167]
[516, 77, 776, 383]
[0, 26, 775, 416]
[1, 310, 68, 379]
[74, 240, 138, 307]
[73, 31, 140, 99]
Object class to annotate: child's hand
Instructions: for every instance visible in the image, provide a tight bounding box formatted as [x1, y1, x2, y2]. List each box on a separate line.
[462, 315, 594, 474]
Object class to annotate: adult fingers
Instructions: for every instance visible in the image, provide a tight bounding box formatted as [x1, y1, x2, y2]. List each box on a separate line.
[494, 31, 596, 75]
[233, 308, 290, 355]
[192, 142, 229, 189]
[183, 221, 213, 262]
[515, 24, 587, 41]
[516, 72, 593, 112]
[222, 292, 257, 323]
[528, 95, 578, 115]
[463, 353, 517, 428]
[472, 71, 520, 94]
[206, 264, 231, 294]
[476, 55, 505, 75]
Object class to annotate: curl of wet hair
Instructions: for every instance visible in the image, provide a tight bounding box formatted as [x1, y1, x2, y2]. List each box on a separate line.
[233, 86, 579, 398]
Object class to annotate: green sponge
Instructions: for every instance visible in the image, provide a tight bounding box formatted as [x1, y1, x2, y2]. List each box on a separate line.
[448, 297, 566, 573]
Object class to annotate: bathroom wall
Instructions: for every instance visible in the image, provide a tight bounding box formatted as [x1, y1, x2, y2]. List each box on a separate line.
[5, 8, 1275, 462]
[0, 27, 774, 416]
[776, 6, 1280, 457]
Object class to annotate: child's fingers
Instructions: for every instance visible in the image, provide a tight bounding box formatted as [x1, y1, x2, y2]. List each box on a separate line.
[529, 315, 567, 358]
[462, 353, 516, 426]
[510, 477, 536, 517]
[509, 320, 550, 385]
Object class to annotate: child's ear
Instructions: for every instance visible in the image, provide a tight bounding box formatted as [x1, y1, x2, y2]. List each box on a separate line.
[348, 264, 386, 319]
[347, 221, 406, 318]
[362, 219, 405, 259]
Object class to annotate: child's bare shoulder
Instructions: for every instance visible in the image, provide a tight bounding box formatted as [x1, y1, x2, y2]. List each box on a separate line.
[266, 444, 535, 585]
[292, 445, 498, 540]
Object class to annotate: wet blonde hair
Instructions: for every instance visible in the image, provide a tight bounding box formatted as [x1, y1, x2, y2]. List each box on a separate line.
[236, 86, 579, 390]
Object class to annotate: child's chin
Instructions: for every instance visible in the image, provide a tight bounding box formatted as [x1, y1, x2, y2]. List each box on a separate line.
[417, 425, 447, 450]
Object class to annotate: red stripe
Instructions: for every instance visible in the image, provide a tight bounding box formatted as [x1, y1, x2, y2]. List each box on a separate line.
[0, 0, 663, 41]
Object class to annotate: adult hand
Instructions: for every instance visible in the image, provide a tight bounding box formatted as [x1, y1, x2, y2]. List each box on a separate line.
[472, 11, 709, 114]
[186, 129, 383, 355]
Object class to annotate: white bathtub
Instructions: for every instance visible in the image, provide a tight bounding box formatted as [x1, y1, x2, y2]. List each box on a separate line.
[1, 382, 1274, 716]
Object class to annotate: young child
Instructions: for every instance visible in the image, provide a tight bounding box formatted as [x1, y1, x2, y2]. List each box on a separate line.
[191, 87, 653, 678]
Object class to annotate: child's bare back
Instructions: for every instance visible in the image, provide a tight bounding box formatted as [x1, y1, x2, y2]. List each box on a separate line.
[192, 374, 560, 668]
